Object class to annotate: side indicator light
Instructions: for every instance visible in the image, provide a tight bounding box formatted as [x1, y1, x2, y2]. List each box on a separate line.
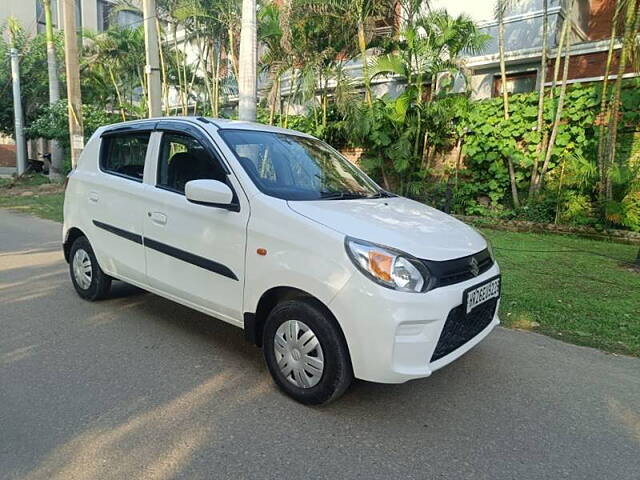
[257, 248, 267, 256]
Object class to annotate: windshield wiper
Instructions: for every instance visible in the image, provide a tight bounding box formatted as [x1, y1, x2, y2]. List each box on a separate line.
[319, 191, 370, 200]
[366, 191, 396, 199]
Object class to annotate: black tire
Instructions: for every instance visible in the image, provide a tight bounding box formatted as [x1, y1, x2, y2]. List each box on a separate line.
[69, 236, 112, 301]
[263, 299, 353, 405]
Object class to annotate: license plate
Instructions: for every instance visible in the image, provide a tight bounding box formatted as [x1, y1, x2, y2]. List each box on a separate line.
[464, 276, 501, 314]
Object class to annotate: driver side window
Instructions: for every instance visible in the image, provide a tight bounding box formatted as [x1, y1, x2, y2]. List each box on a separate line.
[157, 132, 227, 194]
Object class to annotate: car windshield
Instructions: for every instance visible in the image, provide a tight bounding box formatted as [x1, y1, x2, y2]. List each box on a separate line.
[219, 129, 387, 201]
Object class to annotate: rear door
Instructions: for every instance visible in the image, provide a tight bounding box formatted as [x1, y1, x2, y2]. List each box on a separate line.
[142, 122, 250, 325]
[88, 126, 154, 284]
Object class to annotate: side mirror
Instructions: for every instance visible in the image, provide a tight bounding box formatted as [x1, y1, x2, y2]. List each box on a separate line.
[185, 179, 238, 211]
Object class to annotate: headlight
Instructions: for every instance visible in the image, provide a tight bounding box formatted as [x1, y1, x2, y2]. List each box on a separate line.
[345, 237, 430, 292]
[472, 227, 494, 261]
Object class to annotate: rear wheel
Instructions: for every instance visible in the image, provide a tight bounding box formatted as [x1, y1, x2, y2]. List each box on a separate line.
[69, 236, 112, 301]
[263, 299, 353, 405]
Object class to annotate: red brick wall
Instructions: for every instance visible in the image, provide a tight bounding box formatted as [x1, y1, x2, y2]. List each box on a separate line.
[0, 144, 16, 167]
[588, 0, 616, 40]
[546, 50, 636, 82]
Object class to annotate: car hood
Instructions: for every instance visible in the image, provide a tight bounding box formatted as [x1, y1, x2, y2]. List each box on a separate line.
[287, 196, 486, 261]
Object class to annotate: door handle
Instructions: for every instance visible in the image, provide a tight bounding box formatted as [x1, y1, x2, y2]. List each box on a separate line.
[89, 191, 99, 203]
[148, 211, 167, 225]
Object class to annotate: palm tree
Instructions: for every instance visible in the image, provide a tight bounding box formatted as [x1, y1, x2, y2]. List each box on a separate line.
[303, 0, 395, 107]
[370, 10, 488, 161]
[604, 0, 639, 200]
[494, 0, 520, 120]
[529, 0, 548, 195]
[258, 2, 289, 124]
[238, 0, 257, 121]
[494, 0, 521, 207]
[534, 0, 576, 194]
[83, 26, 147, 120]
[595, 0, 623, 203]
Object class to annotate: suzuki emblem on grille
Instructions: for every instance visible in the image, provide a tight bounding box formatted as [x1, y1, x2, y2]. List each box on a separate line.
[469, 257, 480, 277]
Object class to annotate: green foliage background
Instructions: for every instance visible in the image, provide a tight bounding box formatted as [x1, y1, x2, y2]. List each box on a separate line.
[461, 81, 639, 212]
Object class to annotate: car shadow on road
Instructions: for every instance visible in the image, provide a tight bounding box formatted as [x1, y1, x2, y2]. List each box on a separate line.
[4, 250, 640, 480]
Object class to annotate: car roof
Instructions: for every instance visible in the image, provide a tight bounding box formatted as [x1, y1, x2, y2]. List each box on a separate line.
[100, 116, 315, 139]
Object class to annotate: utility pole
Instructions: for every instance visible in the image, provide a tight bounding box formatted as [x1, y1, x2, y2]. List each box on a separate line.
[142, 0, 162, 117]
[62, 0, 84, 168]
[9, 48, 27, 176]
[238, 0, 257, 121]
[43, 0, 64, 181]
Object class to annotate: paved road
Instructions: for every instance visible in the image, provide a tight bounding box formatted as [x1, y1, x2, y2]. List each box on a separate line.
[1, 209, 639, 480]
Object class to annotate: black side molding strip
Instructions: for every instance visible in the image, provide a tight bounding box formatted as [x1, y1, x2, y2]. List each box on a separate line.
[92, 220, 238, 281]
[144, 237, 238, 281]
[93, 220, 143, 244]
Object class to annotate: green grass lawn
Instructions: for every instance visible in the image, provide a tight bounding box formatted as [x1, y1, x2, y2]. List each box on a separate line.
[0, 174, 65, 222]
[483, 228, 640, 357]
[1, 175, 638, 356]
[0, 191, 65, 222]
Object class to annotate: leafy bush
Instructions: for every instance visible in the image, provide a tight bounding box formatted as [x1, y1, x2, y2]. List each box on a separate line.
[335, 77, 640, 231]
[25, 101, 120, 147]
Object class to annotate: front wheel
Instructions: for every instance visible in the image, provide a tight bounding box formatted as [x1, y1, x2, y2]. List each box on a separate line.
[263, 299, 353, 405]
[69, 236, 112, 301]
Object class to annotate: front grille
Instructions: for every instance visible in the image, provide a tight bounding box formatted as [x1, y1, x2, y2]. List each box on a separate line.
[421, 249, 493, 289]
[430, 297, 498, 362]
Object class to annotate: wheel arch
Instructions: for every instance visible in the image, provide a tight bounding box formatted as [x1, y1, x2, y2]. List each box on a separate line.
[63, 227, 87, 263]
[244, 286, 349, 355]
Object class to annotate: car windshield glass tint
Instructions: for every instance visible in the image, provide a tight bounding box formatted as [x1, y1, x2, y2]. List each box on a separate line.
[218, 130, 382, 201]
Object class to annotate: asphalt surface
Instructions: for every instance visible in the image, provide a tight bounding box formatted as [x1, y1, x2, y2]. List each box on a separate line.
[1, 209, 639, 480]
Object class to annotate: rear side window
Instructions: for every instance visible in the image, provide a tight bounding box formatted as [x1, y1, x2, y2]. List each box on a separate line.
[100, 133, 150, 181]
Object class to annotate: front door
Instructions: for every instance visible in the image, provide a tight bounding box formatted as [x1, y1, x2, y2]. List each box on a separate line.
[143, 126, 249, 325]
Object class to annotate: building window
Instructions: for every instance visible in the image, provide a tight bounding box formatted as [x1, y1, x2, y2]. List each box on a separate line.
[493, 71, 537, 97]
[116, 9, 143, 28]
[97, 0, 112, 31]
[36, 0, 57, 33]
[97, 1, 143, 31]
[75, 0, 83, 31]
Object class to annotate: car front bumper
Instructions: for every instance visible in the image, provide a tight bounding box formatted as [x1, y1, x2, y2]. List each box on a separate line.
[328, 263, 501, 384]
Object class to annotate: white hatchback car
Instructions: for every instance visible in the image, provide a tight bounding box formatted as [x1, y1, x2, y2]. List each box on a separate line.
[63, 117, 500, 404]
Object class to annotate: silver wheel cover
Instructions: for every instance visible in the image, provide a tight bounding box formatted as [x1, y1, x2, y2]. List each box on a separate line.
[274, 320, 324, 388]
[72, 248, 93, 290]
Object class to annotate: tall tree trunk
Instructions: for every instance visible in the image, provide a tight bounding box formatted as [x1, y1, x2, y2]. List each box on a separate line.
[322, 82, 328, 130]
[238, 0, 257, 121]
[109, 67, 127, 121]
[529, 0, 548, 195]
[596, 1, 620, 204]
[536, 0, 575, 193]
[498, 7, 520, 208]
[43, 0, 64, 181]
[214, 43, 221, 117]
[605, 0, 639, 200]
[531, 0, 572, 196]
[280, 0, 293, 54]
[498, 10, 509, 119]
[358, 20, 373, 107]
[203, 40, 216, 117]
[157, 19, 169, 116]
[551, 6, 568, 88]
[269, 74, 280, 125]
[228, 27, 240, 82]
[181, 33, 190, 114]
[171, 23, 186, 114]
